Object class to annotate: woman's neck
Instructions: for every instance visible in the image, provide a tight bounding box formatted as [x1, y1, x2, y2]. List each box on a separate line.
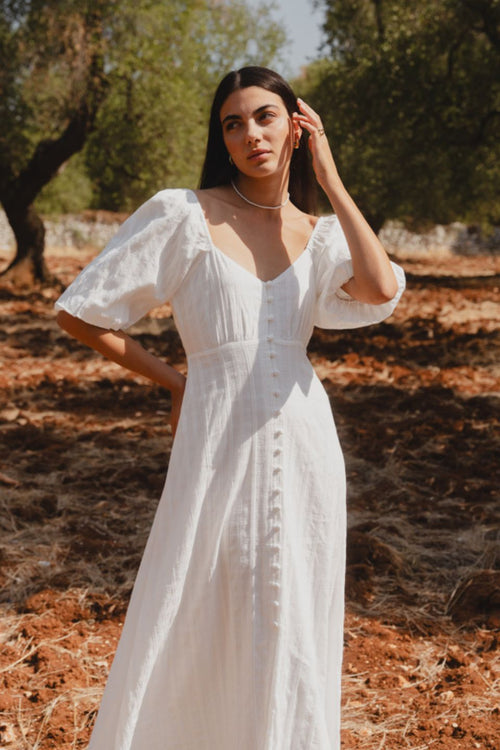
[233, 173, 290, 210]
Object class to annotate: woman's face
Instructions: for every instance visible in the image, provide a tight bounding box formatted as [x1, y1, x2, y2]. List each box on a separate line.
[220, 86, 299, 179]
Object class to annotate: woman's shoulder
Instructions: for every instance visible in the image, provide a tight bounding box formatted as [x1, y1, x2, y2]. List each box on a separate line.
[101, 188, 202, 255]
[147, 187, 198, 210]
[124, 188, 202, 228]
[301, 212, 346, 266]
[193, 186, 241, 223]
[314, 211, 339, 226]
[312, 212, 342, 236]
[292, 205, 338, 232]
[193, 185, 235, 206]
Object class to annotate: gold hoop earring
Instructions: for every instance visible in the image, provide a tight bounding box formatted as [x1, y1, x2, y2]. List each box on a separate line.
[294, 137, 300, 150]
[229, 155, 234, 165]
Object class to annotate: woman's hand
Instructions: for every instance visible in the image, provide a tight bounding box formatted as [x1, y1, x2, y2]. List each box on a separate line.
[56, 311, 189, 437]
[294, 98, 339, 189]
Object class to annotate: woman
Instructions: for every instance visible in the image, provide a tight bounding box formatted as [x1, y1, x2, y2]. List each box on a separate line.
[56, 66, 404, 749]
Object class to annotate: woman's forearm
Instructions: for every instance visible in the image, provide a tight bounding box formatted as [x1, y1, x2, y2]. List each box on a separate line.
[321, 171, 398, 304]
[56, 310, 186, 393]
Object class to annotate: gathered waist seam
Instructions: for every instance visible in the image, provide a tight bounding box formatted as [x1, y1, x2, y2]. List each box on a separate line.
[187, 338, 305, 361]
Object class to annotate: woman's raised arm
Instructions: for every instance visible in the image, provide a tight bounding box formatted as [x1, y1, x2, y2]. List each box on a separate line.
[294, 98, 399, 305]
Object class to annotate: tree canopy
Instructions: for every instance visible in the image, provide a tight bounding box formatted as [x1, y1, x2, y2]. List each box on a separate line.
[0, 0, 285, 281]
[298, 0, 500, 231]
[83, 0, 286, 211]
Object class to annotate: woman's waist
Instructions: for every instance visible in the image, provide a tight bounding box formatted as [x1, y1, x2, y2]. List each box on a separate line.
[186, 337, 307, 362]
[185, 338, 314, 393]
[183, 338, 324, 422]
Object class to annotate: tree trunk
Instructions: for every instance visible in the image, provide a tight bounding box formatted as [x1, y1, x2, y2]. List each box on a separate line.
[1, 202, 50, 284]
[0, 8, 106, 287]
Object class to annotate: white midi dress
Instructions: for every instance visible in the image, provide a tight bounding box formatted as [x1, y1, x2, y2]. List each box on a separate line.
[55, 188, 405, 750]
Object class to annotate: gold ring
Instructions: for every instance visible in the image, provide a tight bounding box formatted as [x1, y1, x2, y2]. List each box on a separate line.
[317, 128, 325, 136]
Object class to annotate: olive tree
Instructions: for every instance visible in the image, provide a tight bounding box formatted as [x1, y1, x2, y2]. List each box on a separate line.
[0, 0, 285, 283]
[299, 0, 500, 231]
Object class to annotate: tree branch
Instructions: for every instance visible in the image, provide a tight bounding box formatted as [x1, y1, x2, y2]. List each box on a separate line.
[4, 55, 107, 210]
[371, 0, 385, 41]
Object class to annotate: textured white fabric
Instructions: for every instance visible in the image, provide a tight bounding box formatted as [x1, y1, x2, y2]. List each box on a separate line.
[55, 189, 405, 750]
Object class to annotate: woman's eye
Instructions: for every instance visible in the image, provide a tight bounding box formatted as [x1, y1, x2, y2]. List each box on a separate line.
[260, 111, 275, 122]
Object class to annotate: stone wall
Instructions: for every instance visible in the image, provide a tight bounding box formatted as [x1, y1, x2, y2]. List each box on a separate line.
[0, 211, 124, 253]
[1, 210, 498, 257]
[379, 221, 500, 258]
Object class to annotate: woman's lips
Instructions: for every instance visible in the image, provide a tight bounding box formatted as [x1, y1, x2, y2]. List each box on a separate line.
[247, 150, 270, 160]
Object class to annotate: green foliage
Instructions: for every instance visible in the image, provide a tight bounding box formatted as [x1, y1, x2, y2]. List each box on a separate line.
[301, 0, 500, 229]
[0, 0, 105, 178]
[0, 0, 286, 212]
[85, 0, 286, 210]
[35, 153, 94, 214]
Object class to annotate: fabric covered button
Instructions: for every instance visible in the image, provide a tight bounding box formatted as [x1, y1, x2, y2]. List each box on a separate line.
[273, 448, 281, 456]
[270, 580, 280, 588]
[273, 410, 280, 417]
[266, 296, 274, 303]
[269, 352, 276, 359]
[272, 370, 280, 377]
[272, 620, 280, 629]
[273, 391, 280, 398]
[267, 335, 274, 343]
[273, 466, 282, 474]
[270, 561, 281, 569]
[274, 429, 283, 438]
[267, 315, 274, 323]
[272, 600, 280, 607]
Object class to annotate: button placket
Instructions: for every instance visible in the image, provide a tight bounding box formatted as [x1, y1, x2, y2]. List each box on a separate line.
[265, 279, 283, 629]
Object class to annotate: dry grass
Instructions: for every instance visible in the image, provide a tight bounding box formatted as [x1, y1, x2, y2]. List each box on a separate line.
[0, 244, 499, 748]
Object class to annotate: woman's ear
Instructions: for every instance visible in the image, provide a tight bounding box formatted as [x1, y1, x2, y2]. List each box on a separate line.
[291, 112, 302, 148]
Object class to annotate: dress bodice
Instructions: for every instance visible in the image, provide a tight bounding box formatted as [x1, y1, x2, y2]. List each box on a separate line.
[55, 189, 405, 348]
[171, 233, 318, 357]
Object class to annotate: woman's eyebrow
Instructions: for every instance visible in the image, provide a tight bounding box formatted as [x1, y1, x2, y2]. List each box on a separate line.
[221, 104, 279, 125]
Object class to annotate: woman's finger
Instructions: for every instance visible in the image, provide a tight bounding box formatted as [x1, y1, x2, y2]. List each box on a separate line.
[294, 98, 338, 186]
[295, 117, 327, 143]
[295, 116, 326, 135]
[297, 98, 322, 124]
[295, 99, 327, 143]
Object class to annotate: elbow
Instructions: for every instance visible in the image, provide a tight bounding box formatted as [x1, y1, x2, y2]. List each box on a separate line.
[347, 266, 400, 305]
[372, 279, 398, 304]
[356, 279, 398, 305]
[371, 270, 399, 304]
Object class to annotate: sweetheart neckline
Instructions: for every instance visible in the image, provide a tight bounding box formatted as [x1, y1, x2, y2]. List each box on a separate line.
[190, 189, 323, 285]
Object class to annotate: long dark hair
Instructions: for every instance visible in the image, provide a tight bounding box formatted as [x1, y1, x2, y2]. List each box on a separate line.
[199, 66, 317, 215]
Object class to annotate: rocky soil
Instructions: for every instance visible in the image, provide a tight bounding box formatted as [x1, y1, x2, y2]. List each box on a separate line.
[0, 240, 499, 749]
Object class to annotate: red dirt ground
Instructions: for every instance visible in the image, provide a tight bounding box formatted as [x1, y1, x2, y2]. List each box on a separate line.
[0, 244, 499, 749]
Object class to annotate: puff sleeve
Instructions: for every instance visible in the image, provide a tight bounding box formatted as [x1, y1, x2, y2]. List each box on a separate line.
[312, 215, 405, 329]
[54, 189, 207, 330]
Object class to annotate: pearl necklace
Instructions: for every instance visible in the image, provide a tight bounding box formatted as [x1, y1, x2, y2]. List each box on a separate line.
[231, 180, 289, 210]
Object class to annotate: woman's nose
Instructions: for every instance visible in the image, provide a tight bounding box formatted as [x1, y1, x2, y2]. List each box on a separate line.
[246, 121, 261, 144]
